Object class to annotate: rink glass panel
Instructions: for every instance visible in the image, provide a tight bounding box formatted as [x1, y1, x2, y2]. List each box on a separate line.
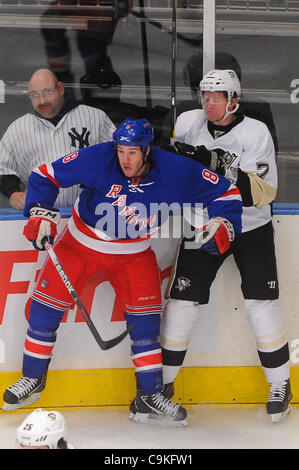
[0, 1, 298, 206]
[215, 0, 299, 202]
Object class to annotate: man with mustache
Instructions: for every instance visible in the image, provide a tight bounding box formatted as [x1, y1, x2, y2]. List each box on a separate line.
[0, 68, 115, 210]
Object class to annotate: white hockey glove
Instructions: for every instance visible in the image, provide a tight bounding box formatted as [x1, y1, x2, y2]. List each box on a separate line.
[195, 217, 235, 255]
[23, 205, 61, 251]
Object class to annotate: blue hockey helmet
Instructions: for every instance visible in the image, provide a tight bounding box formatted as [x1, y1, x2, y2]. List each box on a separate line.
[113, 118, 154, 153]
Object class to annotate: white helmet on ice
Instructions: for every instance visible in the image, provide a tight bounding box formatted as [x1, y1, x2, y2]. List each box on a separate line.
[16, 408, 67, 449]
[200, 69, 241, 122]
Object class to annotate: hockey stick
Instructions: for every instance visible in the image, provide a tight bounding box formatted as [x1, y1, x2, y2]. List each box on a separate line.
[139, 0, 152, 111]
[170, 0, 177, 145]
[42, 239, 131, 351]
[131, 10, 201, 47]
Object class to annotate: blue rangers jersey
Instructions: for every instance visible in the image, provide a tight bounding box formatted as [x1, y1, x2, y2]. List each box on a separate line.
[24, 142, 242, 254]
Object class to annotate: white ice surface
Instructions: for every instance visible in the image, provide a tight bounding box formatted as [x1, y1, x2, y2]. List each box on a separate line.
[1, 404, 299, 450]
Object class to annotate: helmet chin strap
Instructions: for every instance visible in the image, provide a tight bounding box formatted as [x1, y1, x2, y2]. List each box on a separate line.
[211, 101, 240, 124]
[133, 147, 151, 177]
[135, 155, 148, 176]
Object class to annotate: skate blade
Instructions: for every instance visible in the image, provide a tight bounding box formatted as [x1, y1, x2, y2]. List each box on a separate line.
[2, 393, 41, 411]
[130, 412, 188, 427]
[270, 406, 291, 423]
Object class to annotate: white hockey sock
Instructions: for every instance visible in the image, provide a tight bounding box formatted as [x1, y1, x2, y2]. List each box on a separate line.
[245, 299, 290, 383]
[161, 299, 199, 385]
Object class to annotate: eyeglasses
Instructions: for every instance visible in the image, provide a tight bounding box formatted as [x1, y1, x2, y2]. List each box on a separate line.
[28, 83, 59, 101]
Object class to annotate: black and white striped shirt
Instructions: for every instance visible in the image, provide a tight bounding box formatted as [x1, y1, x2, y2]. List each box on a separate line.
[0, 103, 116, 207]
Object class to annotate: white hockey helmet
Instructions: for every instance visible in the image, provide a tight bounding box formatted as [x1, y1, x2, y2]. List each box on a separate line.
[200, 69, 241, 122]
[200, 69, 241, 100]
[16, 408, 67, 449]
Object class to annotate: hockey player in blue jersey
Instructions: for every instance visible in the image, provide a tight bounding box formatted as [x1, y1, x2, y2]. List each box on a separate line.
[3, 118, 242, 426]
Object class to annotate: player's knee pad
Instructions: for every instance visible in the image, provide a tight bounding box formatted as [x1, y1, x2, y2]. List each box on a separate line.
[160, 299, 199, 351]
[245, 299, 287, 351]
[245, 299, 289, 383]
[125, 312, 161, 355]
[245, 299, 285, 337]
[29, 300, 65, 334]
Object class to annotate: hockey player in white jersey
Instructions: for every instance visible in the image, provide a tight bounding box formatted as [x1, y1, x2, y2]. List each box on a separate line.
[0, 68, 116, 210]
[161, 69, 292, 423]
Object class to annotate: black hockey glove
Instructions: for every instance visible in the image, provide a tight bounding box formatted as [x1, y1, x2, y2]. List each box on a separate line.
[163, 141, 214, 167]
[165, 141, 225, 169]
[167, 142, 239, 184]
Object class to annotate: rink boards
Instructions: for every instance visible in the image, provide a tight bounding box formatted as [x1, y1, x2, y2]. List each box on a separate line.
[1, 208, 299, 408]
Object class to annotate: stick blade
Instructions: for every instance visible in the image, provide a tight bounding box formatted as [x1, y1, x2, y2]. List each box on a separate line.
[100, 325, 132, 351]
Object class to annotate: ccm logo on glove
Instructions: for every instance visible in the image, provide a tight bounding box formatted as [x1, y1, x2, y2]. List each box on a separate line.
[196, 217, 235, 255]
[23, 206, 61, 251]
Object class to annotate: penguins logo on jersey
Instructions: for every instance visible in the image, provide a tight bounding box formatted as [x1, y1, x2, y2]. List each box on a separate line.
[218, 151, 238, 170]
[175, 277, 191, 292]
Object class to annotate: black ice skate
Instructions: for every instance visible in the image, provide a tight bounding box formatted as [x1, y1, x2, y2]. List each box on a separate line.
[129, 390, 187, 426]
[3, 373, 48, 411]
[162, 382, 175, 400]
[266, 379, 292, 423]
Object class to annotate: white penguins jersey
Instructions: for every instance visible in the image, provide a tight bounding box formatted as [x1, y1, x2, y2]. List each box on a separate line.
[175, 109, 277, 233]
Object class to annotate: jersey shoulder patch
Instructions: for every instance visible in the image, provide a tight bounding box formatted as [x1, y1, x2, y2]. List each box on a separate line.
[62, 151, 78, 163]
